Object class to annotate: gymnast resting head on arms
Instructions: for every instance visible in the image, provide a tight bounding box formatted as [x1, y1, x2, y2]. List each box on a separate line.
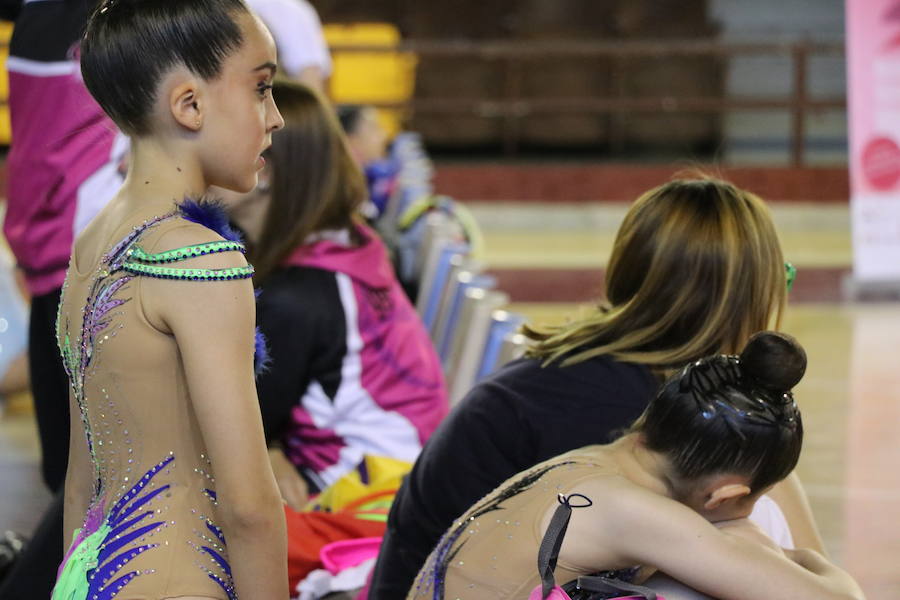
[410, 332, 865, 600]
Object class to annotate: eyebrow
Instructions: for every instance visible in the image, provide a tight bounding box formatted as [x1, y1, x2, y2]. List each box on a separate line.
[252, 61, 277, 76]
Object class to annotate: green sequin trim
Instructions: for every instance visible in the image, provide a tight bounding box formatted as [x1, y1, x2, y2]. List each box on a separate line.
[126, 240, 245, 264]
[121, 262, 255, 281]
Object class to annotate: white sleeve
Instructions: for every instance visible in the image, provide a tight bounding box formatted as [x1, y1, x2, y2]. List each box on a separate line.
[748, 494, 796, 549]
[246, 0, 332, 78]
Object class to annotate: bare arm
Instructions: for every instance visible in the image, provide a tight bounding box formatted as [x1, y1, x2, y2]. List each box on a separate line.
[786, 548, 859, 582]
[642, 519, 784, 600]
[768, 471, 827, 554]
[716, 517, 785, 556]
[146, 231, 287, 600]
[269, 445, 309, 511]
[643, 520, 782, 600]
[564, 482, 863, 600]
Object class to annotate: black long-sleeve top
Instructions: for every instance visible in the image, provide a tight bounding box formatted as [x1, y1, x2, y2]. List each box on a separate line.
[367, 353, 659, 599]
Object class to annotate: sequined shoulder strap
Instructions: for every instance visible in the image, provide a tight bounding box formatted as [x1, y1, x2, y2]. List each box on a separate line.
[121, 239, 255, 281]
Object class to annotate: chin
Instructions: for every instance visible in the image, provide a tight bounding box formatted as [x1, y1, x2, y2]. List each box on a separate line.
[217, 175, 257, 195]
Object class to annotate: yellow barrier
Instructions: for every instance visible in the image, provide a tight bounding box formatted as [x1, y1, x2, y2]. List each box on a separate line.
[0, 21, 13, 145]
[0, 22, 418, 145]
[324, 23, 417, 138]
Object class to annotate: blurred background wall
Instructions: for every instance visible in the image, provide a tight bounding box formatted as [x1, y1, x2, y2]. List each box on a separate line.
[312, 0, 844, 163]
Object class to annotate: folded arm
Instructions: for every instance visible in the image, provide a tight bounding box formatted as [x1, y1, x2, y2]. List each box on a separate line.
[565, 483, 863, 600]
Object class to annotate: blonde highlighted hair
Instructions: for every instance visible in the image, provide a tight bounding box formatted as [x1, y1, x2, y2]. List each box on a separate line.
[524, 176, 787, 369]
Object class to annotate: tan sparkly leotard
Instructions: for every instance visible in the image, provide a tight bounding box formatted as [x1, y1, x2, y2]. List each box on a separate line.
[408, 446, 641, 600]
[52, 204, 256, 600]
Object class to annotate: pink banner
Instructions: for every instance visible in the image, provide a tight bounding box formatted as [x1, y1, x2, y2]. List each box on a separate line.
[847, 0, 900, 281]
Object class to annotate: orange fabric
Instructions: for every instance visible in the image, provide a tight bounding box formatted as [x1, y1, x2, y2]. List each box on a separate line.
[287, 456, 408, 589]
[285, 506, 387, 589]
[342, 489, 397, 513]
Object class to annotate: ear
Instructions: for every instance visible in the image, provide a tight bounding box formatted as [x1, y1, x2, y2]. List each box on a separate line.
[703, 483, 751, 511]
[169, 80, 204, 132]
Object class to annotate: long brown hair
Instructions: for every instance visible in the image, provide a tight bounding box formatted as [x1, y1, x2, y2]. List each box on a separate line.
[524, 176, 787, 369]
[250, 81, 367, 283]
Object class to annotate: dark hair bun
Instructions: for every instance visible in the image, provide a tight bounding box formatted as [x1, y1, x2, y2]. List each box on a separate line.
[739, 331, 807, 392]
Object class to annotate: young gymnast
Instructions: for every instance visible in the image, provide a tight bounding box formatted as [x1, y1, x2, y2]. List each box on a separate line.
[226, 82, 447, 507]
[336, 104, 396, 220]
[337, 105, 389, 169]
[409, 332, 864, 600]
[369, 177, 822, 598]
[52, 1, 287, 599]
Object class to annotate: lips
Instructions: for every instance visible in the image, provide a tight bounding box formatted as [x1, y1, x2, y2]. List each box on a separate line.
[256, 143, 270, 169]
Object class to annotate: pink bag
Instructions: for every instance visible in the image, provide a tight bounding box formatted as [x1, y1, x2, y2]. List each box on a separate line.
[529, 586, 574, 600]
[529, 493, 664, 600]
[320, 537, 383, 575]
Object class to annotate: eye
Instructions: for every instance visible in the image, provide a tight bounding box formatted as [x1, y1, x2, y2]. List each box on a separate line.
[257, 82, 273, 98]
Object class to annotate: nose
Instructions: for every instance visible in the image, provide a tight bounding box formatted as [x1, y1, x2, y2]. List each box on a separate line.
[268, 97, 285, 132]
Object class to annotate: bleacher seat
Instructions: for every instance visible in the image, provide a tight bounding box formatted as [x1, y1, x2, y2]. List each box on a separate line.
[476, 310, 526, 381]
[435, 270, 495, 362]
[422, 249, 464, 333]
[496, 332, 529, 371]
[429, 260, 481, 342]
[446, 289, 510, 404]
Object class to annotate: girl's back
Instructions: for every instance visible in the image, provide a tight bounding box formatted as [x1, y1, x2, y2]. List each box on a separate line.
[408, 445, 636, 600]
[55, 1, 289, 598]
[56, 205, 251, 599]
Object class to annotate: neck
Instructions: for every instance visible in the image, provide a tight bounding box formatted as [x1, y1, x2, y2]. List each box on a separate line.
[120, 136, 207, 213]
[610, 433, 677, 498]
[226, 192, 268, 245]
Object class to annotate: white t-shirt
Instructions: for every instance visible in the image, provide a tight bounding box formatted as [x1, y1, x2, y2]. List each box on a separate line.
[245, 0, 332, 78]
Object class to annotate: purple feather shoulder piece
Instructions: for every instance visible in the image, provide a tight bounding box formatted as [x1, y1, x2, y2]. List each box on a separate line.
[177, 197, 244, 243]
[177, 197, 270, 375]
[254, 327, 271, 374]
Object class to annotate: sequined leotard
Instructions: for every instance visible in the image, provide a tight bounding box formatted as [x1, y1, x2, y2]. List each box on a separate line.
[52, 204, 256, 600]
[408, 447, 641, 600]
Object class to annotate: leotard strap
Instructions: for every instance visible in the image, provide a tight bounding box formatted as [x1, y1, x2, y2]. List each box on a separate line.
[121, 240, 254, 281]
[125, 240, 245, 264]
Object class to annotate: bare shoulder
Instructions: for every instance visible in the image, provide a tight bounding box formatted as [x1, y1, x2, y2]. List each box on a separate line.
[134, 219, 254, 333]
[607, 480, 715, 544]
[556, 475, 717, 569]
[139, 218, 250, 272]
[578, 476, 697, 530]
[538, 472, 674, 530]
[549, 475, 673, 571]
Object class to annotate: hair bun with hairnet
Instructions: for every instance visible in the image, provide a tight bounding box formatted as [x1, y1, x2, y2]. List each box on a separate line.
[739, 331, 806, 393]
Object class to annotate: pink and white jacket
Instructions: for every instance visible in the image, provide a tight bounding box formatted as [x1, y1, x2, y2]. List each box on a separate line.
[255, 224, 448, 490]
[5, 0, 127, 296]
